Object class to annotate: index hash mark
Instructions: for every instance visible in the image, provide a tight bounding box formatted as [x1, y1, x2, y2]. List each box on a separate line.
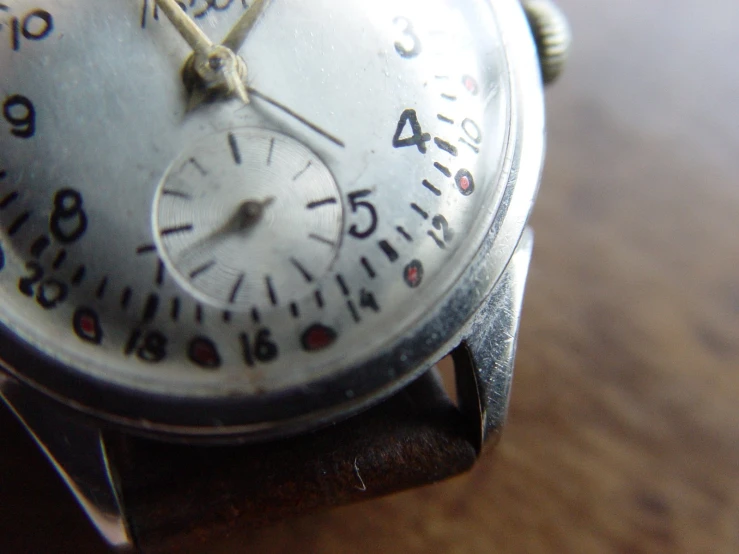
[267, 138, 276, 165]
[230, 273, 245, 304]
[161, 224, 194, 237]
[434, 137, 459, 157]
[189, 261, 216, 280]
[31, 236, 50, 258]
[291, 258, 314, 283]
[163, 190, 192, 200]
[434, 162, 452, 178]
[8, 211, 31, 236]
[307, 197, 338, 209]
[422, 180, 442, 196]
[379, 240, 399, 262]
[228, 132, 242, 165]
[0, 191, 19, 209]
[293, 161, 313, 181]
[71, 266, 86, 286]
[137, 244, 157, 255]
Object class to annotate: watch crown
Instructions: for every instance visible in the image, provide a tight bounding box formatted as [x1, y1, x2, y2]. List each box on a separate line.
[522, 0, 572, 85]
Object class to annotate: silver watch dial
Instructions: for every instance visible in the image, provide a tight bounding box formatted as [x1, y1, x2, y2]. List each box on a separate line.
[0, 0, 513, 412]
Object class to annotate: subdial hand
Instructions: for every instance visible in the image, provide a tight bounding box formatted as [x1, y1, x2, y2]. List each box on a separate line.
[179, 197, 275, 262]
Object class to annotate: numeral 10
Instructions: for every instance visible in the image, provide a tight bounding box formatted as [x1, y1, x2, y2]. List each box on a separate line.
[0, 7, 54, 51]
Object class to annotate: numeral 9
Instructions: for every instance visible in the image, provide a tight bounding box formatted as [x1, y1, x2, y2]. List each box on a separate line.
[3, 95, 36, 139]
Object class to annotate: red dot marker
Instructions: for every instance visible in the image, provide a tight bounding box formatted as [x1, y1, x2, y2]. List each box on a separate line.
[80, 315, 95, 335]
[302, 324, 338, 352]
[404, 260, 424, 288]
[463, 75, 479, 95]
[189, 337, 221, 369]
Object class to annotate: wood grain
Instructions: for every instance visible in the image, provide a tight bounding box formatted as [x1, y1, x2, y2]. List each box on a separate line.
[2, 0, 738, 552]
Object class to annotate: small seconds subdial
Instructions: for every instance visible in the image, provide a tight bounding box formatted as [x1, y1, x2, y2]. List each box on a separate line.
[154, 128, 343, 311]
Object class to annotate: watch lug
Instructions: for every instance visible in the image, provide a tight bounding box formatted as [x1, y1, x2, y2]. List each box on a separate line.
[451, 228, 534, 452]
[0, 375, 134, 552]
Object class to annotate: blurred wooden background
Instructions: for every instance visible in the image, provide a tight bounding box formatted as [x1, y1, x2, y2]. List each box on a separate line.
[2, 0, 738, 552]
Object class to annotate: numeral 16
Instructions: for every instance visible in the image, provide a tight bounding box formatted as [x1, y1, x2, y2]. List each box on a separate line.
[0, 5, 54, 51]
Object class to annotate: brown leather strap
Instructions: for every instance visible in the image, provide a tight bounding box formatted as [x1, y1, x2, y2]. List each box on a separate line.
[105, 370, 478, 553]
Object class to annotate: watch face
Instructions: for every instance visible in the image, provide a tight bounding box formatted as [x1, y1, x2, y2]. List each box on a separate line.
[0, 0, 539, 431]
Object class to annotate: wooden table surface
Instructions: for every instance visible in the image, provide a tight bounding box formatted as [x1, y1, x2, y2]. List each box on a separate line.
[2, 0, 738, 552]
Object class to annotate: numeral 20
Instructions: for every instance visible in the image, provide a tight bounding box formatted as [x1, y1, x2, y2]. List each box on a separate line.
[18, 261, 68, 309]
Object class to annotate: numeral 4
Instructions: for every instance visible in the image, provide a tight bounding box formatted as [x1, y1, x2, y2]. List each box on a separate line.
[393, 109, 431, 153]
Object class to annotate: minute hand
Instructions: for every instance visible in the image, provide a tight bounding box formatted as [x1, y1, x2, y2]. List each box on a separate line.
[247, 88, 345, 148]
[222, 0, 273, 52]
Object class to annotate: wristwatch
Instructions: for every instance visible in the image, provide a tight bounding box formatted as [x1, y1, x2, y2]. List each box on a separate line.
[0, 0, 569, 551]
